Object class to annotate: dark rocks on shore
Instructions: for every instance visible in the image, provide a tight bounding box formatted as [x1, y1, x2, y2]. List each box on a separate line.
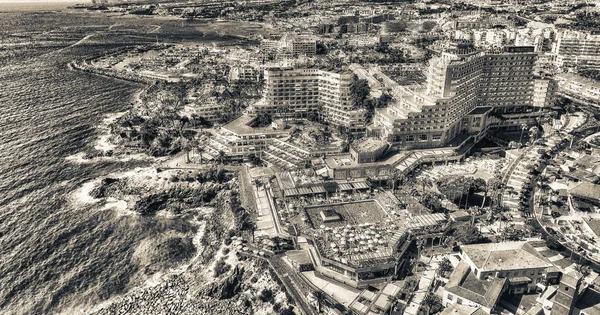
[207, 265, 245, 300]
[89, 177, 121, 198]
[133, 193, 170, 215]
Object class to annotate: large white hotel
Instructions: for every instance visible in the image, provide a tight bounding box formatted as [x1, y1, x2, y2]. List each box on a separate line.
[250, 45, 554, 151]
[250, 67, 368, 134]
[369, 45, 553, 150]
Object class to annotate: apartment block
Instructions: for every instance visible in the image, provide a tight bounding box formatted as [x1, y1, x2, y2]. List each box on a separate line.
[555, 73, 600, 103]
[533, 77, 557, 108]
[260, 33, 317, 58]
[554, 30, 600, 70]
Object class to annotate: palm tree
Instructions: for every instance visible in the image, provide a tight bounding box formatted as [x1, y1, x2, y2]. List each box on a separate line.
[529, 126, 539, 144]
[519, 123, 528, 144]
[312, 290, 325, 313]
[196, 145, 204, 164]
[438, 257, 453, 277]
[422, 293, 442, 315]
[218, 150, 225, 165]
[387, 295, 399, 315]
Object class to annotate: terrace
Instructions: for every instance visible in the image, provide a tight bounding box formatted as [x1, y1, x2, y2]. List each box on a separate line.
[304, 200, 392, 229]
[312, 223, 401, 269]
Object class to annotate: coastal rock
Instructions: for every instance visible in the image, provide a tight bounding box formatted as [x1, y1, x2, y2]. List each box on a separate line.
[207, 265, 245, 300]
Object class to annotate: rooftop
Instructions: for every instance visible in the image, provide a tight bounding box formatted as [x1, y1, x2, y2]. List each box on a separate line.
[576, 288, 600, 315]
[324, 150, 409, 170]
[461, 241, 553, 272]
[222, 115, 294, 137]
[467, 106, 493, 116]
[569, 182, 600, 202]
[351, 138, 387, 154]
[446, 261, 506, 309]
[286, 250, 313, 266]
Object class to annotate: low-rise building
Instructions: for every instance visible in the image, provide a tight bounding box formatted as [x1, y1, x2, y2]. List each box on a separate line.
[555, 73, 600, 104]
[443, 241, 564, 314]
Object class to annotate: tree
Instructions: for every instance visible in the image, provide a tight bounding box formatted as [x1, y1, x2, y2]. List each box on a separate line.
[388, 295, 400, 315]
[438, 258, 453, 277]
[256, 112, 273, 127]
[454, 225, 484, 245]
[312, 290, 325, 312]
[377, 93, 392, 108]
[529, 126, 540, 144]
[519, 123, 528, 144]
[196, 145, 204, 164]
[422, 293, 442, 315]
[218, 150, 225, 165]
[349, 75, 371, 109]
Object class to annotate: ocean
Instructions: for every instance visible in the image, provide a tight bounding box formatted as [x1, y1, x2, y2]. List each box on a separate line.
[0, 8, 202, 314]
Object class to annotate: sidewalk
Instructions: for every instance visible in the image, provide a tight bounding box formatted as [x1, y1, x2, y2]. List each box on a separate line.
[404, 256, 442, 315]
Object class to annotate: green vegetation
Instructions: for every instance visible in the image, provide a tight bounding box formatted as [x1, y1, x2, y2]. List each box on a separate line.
[436, 177, 486, 208]
[570, 12, 600, 30]
[579, 70, 600, 81]
[350, 75, 371, 110]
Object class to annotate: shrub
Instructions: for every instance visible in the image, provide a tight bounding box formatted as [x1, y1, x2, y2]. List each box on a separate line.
[259, 288, 274, 303]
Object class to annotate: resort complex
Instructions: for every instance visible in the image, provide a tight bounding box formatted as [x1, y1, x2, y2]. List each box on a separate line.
[67, 1, 600, 314]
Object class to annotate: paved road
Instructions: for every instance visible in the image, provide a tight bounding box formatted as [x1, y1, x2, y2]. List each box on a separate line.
[269, 255, 317, 315]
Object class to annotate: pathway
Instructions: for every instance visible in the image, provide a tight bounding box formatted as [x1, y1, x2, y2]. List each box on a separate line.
[404, 255, 442, 315]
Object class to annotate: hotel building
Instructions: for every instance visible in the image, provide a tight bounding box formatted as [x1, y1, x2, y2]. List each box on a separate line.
[369, 45, 547, 150]
[251, 68, 368, 134]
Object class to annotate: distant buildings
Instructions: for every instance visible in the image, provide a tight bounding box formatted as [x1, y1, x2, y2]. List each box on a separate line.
[260, 33, 317, 59]
[554, 30, 600, 71]
[555, 73, 600, 104]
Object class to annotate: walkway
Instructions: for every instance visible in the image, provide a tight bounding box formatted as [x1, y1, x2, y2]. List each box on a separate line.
[404, 255, 442, 315]
[255, 185, 278, 238]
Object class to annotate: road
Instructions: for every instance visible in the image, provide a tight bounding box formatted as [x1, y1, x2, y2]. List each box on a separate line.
[268, 255, 318, 315]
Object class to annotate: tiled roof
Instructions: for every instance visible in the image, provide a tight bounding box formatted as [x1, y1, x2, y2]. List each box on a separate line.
[446, 261, 506, 309]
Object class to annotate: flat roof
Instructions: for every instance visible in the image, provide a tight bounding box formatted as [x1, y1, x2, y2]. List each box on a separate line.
[286, 250, 313, 266]
[222, 115, 293, 136]
[446, 261, 506, 309]
[569, 182, 600, 202]
[351, 138, 387, 154]
[468, 106, 493, 115]
[461, 241, 553, 272]
[325, 150, 409, 170]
